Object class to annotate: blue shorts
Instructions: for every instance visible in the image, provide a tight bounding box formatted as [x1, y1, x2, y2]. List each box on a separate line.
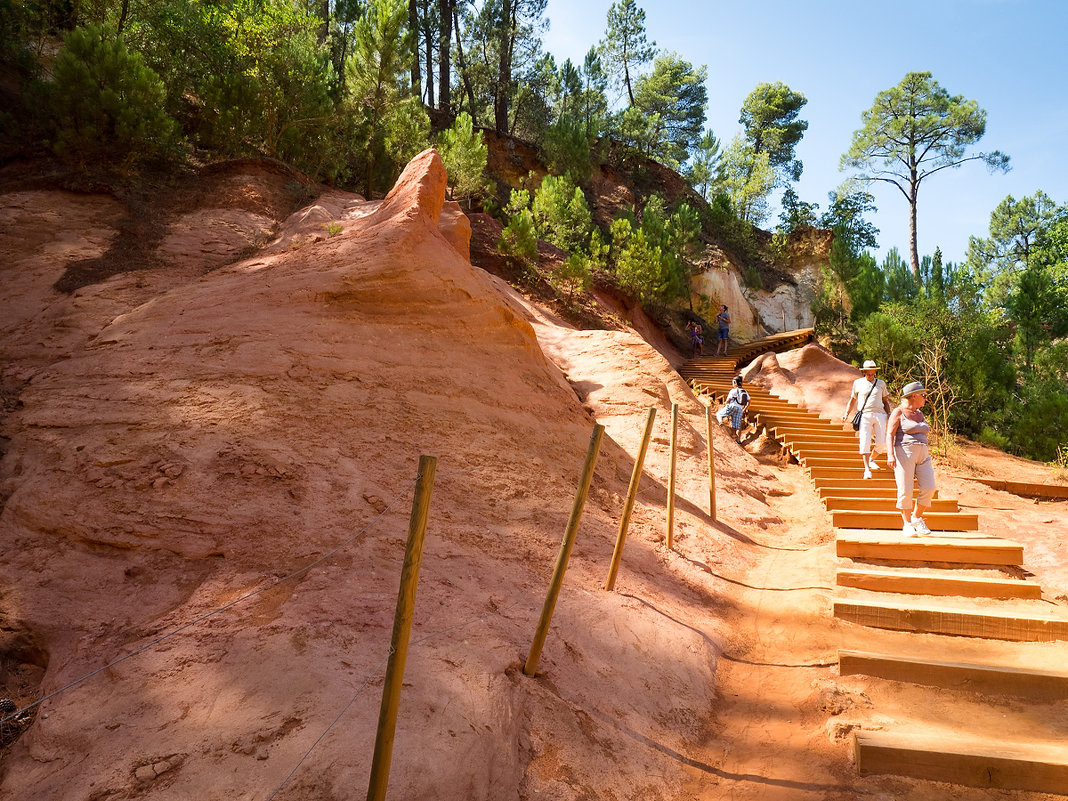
[717, 327, 729, 340]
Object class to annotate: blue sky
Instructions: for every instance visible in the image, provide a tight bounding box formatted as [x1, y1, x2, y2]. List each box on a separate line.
[541, 0, 1068, 265]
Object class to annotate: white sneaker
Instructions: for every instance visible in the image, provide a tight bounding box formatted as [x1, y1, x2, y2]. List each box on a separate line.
[869, 461, 881, 471]
[863, 468, 873, 480]
[912, 517, 932, 535]
[902, 521, 917, 537]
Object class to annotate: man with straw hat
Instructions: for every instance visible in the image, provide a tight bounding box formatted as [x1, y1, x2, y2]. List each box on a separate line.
[842, 359, 892, 480]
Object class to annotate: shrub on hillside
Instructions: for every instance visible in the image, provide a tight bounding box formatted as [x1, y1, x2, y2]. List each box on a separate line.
[47, 24, 179, 166]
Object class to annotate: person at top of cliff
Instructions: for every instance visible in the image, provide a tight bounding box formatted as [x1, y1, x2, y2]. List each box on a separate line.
[842, 359, 892, 479]
[886, 381, 936, 537]
[686, 320, 703, 357]
[715, 305, 731, 356]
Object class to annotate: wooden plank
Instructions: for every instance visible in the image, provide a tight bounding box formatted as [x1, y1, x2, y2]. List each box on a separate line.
[960, 477, 1068, 500]
[825, 497, 958, 513]
[854, 729, 1068, 794]
[835, 533, 1022, 566]
[836, 568, 1041, 599]
[838, 649, 1068, 699]
[832, 510, 978, 531]
[833, 598, 1068, 641]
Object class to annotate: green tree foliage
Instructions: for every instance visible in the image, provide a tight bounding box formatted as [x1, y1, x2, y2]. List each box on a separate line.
[630, 52, 707, 169]
[578, 47, 609, 140]
[777, 187, 819, 232]
[849, 251, 883, 321]
[819, 184, 879, 252]
[685, 128, 721, 200]
[739, 81, 808, 184]
[436, 111, 490, 206]
[531, 173, 593, 252]
[542, 115, 592, 183]
[347, 0, 429, 197]
[599, 0, 655, 105]
[966, 190, 1059, 305]
[498, 188, 538, 277]
[47, 24, 178, 165]
[551, 252, 593, 302]
[842, 71, 1010, 276]
[719, 133, 775, 224]
[882, 247, 917, 303]
[456, 0, 547, 135]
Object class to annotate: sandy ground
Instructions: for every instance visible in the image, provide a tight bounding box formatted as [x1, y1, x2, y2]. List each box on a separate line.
[0, 151, 1065, 800]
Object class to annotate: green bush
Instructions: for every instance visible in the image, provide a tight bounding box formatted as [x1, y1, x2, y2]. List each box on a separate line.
[437, 112, 491, 207]
[48, 24, 179, 166]
[542, 115, 592, 184]
[531, 174, 593, 253]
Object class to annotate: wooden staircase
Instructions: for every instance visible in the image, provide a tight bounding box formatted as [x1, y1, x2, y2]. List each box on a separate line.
[682, 332, 1068, 794]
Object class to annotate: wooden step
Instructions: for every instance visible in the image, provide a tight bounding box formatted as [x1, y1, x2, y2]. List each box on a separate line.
[854, 729, 1068, 793]
[825, 497, 958, 513]
[836, 568, 1041, 599]
[959, 477, 1068, 500]
[836, 530, 1023, 566]
[817, 485, 936, 499]
[833, 597, 1068, 641]
[839, 649, 1068, 699]
[831, 510, 978, 531]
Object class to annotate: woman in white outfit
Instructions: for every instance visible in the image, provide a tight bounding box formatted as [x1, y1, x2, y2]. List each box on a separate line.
[842, 359, 891, 479]
[885, 381, 936, 537]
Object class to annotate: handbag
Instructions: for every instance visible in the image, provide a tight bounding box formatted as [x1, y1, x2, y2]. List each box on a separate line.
[852, 380, 878, 431]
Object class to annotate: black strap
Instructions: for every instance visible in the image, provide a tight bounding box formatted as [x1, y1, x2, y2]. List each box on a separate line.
[858, 380, 878, 415]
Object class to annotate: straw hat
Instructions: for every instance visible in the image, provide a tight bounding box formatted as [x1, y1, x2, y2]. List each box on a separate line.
[862, 360, 877, 369]
[901, 381, 926, 397]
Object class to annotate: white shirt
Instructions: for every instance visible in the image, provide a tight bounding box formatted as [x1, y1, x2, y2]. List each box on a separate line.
[851, 377, 888, 415]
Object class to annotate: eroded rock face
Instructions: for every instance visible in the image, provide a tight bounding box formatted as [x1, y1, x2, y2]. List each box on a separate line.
[0, 149, 746, 800]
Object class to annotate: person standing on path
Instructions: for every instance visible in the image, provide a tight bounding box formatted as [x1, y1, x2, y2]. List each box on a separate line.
[715, 305, 731, 356]
[886, 381, 936, 537]
[842, 359, 892, 479]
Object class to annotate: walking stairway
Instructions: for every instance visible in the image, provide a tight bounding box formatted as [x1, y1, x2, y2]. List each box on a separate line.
[681, 331, 1068, 795]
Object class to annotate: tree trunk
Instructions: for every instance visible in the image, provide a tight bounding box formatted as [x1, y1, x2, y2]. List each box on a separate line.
[117, 0, 130, 34]
[317, 0, 329, 45]
[409, 0, 421, 97]
[425, 32, 435, 108]
[453, 6, 477, 120]
[494, 0, 513, 135]
[438, 0, 452, 111]
[908, 177, 920, 276]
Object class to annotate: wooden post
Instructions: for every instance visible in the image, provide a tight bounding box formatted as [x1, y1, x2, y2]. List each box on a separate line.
[524, 424, 604, 677]
[666, 402, 679, 551]
[705, 403, 717, 521]
[604, 407, 657, 591]
[366, 456, 437, 801]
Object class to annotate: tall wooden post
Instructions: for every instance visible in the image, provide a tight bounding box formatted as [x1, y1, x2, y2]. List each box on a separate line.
[705, 403, 717, 521]
[366, 456, 437, 801]
[524, 424, 604, 677]
[666, 402, 679, 551]
[604, 407, 657, 591]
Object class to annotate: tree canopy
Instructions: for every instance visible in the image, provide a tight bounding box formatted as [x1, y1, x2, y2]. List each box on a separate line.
[739, 81, 808, 184]
[842, 70, 1010, 276]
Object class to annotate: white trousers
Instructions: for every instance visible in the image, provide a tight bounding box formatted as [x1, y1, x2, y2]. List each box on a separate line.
[858, 412, 887, 455]
[894, 441, 936, 511]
